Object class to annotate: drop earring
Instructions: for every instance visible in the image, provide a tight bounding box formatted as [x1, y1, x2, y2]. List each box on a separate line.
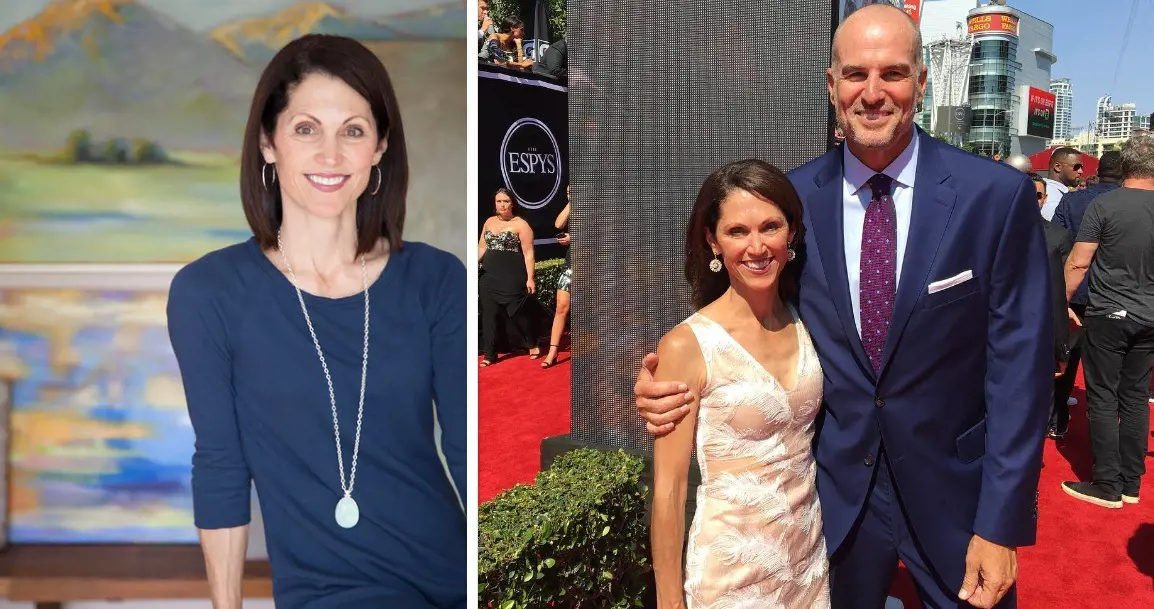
[787, 247, 796, 262]
[709, 253, 723, 273]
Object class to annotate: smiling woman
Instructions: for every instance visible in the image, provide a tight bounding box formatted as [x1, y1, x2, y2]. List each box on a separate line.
[166, 34, 465, 609]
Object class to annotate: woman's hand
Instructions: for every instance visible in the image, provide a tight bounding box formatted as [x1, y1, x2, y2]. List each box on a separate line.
[526, 278, 536, 294]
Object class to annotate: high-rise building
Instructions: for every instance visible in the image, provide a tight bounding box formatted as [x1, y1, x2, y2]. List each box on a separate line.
[1050, 78, 1073, 141]
[963, 2, 1056, 157]
[1095, 96, 1150, 139]
[918, 1, 981, 137]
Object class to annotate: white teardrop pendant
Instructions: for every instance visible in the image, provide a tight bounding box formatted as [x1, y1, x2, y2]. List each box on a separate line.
[335, 495, 360, 529]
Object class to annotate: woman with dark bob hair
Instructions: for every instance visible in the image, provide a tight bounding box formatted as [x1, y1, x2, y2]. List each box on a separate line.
[649, 160, 831, 607]
[166, 35, 464, 608]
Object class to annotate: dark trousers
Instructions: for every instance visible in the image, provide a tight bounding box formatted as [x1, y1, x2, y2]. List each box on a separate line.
[1051, 303, 1086, 431]
[1081, 314, 1154, 495]
[479, 292, 536, 361]
[829, 451, 1016, 609]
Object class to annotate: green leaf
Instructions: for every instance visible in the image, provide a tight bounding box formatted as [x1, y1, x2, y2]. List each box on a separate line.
[500, 601, 514, 609]
[544, 558, 556, 568]
[601, 525, 611, 536]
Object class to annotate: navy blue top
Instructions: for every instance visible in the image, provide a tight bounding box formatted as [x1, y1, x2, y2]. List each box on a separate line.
[1052, 182, 1120, 305]
[167, 238, 465, 609]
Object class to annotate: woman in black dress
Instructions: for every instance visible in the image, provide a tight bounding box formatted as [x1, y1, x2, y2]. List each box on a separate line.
[478, 188, 540, 366]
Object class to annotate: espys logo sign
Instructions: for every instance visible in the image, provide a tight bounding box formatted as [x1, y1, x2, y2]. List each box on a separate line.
[500, 118, 562, 210]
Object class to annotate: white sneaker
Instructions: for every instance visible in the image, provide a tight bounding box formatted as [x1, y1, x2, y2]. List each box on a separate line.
[1067, 397, 1078, 406]
[885, 598, 905, 609]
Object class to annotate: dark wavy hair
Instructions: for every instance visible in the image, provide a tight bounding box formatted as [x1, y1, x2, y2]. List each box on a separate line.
[685, 159, 805, 310]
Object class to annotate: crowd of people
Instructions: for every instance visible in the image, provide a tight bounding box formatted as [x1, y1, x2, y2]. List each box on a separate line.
[1028, 133, 1154, 508]
[476, 0, 567, 79]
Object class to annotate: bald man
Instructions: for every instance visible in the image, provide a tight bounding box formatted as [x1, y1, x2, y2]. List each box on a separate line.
[635, 5, 1050, 608]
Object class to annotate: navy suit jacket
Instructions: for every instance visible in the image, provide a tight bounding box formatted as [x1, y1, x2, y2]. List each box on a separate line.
[1051, 182, 1120, 305]
[787, 129, 1051, 589]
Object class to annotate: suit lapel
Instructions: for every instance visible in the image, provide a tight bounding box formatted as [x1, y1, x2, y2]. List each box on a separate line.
[807, 148, 876, 381]
[879, 133, 956, 374]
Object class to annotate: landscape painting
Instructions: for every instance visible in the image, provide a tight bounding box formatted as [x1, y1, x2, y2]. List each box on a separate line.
[0, 0, 467, 264]
[0, 284, 196, 542]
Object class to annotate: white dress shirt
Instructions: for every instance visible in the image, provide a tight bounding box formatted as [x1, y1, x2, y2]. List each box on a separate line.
[842, 133, 918, 338]
[1041, 178, 1067, 221]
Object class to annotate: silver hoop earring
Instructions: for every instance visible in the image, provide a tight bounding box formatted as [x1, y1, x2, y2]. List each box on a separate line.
[262, 163, 276, 192]
[787, 247, 796, 262]
[369, 165, 382, 196]
[708, 253, 723, 273]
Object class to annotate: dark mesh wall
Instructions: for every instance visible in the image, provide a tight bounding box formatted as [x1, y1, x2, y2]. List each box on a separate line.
[569, 0, 836, 452]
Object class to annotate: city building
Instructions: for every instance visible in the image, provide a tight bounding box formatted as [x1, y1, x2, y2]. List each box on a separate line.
[1051, 131, 1131, 159]
[917, 1, 981, 138]
[964, 2, 1057, 157]
[1094, 96, 1150, 139]
[1050, 77, 1072, 141]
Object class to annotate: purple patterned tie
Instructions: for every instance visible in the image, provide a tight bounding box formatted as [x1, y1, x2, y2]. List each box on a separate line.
[860, 173, 896, 374]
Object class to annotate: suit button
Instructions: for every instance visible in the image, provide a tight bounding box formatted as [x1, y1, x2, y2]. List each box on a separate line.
[875, 397, 885, 408]
[864, 453, 875, 467]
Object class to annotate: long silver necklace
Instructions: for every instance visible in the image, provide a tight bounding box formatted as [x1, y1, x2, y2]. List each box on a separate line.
[277, 230, 368, 529]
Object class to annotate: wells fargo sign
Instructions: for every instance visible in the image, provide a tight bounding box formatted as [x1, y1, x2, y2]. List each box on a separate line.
[967, 13, 1019, 36]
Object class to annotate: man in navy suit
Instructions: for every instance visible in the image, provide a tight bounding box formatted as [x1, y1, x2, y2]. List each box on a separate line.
[634, 5, 1051, 608]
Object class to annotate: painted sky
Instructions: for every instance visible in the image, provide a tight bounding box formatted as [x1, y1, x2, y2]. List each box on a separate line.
[0, 0, 457, 32]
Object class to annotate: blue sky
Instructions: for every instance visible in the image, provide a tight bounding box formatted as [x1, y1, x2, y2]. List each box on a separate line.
[999, 0, 1153, 127]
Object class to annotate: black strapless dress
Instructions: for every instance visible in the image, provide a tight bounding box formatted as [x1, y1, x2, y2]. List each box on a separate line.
[480, 229, 537, 360]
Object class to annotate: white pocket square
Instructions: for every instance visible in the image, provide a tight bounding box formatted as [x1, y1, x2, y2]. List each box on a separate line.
[928, 270, 973, 294]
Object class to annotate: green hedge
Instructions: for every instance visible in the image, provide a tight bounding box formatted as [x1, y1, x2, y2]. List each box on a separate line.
[533, 257, 567, 312]
[478, 448, 651, 608]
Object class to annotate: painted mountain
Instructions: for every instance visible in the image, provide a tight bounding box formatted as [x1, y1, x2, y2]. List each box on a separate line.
[0, 0, 261, 152]
[210, 1, 407, 64]
[0, 0, 466, 266]
[210, 1, 464, 64]
[382, 2, 465, 38]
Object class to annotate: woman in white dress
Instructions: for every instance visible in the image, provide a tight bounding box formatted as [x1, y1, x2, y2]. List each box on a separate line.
[651, 159, 830, 608]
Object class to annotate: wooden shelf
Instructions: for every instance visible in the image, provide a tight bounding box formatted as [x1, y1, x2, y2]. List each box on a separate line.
[0, 544, 272, 607]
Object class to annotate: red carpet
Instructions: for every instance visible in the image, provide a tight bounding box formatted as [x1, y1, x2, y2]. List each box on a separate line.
[478, 345, 572, 504]
[479, 360, 1154, 608]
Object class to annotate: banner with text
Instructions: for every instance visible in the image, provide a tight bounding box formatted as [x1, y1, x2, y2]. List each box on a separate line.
[840, 1, 921, 25]
[968, 13, 1019, 36]
[478, 66, 569, 260]
[1019, 86, 1056, 139]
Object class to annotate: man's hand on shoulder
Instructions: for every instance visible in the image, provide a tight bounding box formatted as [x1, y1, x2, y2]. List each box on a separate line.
[958, 534, 1018, 608]
[634, 352, 694, 436]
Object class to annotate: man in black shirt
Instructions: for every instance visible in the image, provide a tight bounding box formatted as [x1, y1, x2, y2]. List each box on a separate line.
[1061, 133, 1154, 509]
[1050, 151, 1123, 432]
